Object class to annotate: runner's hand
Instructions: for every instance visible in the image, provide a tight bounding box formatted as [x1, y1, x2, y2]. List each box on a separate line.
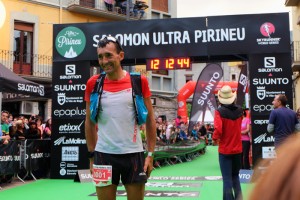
[144, 156, 154, 178]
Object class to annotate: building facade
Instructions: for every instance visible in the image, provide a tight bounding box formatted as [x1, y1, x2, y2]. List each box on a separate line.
[0, 0, 242, 123]
[285, 0, 300, 110]
[0, 0, 161, 121]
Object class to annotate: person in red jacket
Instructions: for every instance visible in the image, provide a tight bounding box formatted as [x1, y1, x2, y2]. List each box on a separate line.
[212, 85, 243, 200]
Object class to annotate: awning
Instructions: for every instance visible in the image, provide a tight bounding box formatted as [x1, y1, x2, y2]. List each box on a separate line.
[0, 63, 51, 98]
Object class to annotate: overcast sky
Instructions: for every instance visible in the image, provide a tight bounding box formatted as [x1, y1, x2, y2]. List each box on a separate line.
[176, 0, 290, 17]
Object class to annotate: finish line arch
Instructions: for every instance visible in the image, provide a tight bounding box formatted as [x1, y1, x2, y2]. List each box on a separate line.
[51, 13, 293, 178]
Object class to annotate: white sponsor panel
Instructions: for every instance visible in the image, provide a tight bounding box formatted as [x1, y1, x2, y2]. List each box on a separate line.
[262, 146, 276, 159]
[61, 146, 79, 161]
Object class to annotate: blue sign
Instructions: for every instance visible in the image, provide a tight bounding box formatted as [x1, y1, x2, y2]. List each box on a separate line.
[239, 169, 253, 183]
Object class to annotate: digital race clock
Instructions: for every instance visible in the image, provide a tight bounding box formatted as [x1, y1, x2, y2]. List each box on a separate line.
[146, 57, 191, 70]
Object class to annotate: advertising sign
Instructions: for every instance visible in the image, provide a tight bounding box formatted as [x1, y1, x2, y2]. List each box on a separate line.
[249, 53, 292, 165]
[50, 61, 90, 178]
[53, 13, 290, 62]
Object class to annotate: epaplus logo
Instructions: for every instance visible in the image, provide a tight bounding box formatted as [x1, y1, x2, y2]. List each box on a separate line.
[55, 26, 86, 58]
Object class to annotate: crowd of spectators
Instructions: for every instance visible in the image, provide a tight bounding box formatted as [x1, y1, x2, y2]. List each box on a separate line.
[140, 115, 214, 146]
[0, 110, 52, 145]
[1, 110, 52, 184]
[104, 0, 148, 19]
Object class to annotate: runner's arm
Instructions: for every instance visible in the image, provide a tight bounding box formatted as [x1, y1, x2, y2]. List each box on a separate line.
[85, 101, 97, 152]
[143, 97, 156, 177]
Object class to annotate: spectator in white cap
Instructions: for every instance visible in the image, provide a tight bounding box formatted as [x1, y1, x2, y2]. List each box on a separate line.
[212, 85, 243, 200]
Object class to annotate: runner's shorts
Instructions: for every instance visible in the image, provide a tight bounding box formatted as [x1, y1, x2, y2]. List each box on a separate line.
[94, 151, 147, 185]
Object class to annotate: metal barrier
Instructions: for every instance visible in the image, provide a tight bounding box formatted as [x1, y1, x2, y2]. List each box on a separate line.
[149, 139, 207, 169]
[0, 139, 51, 188]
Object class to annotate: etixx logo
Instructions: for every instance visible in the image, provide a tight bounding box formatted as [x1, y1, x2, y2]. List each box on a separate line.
[55, 27, 86, 58]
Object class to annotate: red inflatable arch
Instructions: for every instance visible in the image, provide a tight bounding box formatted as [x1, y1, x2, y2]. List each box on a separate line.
[177, 81, 240, 123]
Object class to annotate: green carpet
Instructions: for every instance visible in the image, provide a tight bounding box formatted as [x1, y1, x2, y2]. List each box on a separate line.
[0, 146, 253, 200]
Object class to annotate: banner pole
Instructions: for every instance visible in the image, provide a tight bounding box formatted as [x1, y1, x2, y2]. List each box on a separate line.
[0, 92, 2, 116]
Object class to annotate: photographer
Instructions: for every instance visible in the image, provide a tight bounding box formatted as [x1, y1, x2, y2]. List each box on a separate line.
[29, 114, 36, 122]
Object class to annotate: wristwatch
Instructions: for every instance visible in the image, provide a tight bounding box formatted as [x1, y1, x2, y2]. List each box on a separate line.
[88, 151, 95, 159]
[147, 152, 154, 157]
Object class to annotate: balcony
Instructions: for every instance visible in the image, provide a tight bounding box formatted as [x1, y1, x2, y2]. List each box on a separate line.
[0, 50, 52, 81]
[285, 0, 300, 6]
[291, 41, 300, 72]
[67, 0, 146, 20]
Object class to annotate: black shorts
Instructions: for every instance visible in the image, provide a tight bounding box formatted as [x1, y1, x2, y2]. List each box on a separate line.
[94, 151, 147, 186]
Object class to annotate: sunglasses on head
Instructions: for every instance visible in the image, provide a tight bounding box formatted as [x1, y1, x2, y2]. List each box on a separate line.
[97, 35, 123, 51]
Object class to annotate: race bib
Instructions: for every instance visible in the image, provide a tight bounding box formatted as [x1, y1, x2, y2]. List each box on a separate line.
[92, 164, 112, 187]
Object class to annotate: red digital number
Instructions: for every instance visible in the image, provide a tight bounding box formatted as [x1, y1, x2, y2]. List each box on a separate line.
[177, 58, 190, 69]
[166, 58, 174, 69]
[151, 59, 160, 70]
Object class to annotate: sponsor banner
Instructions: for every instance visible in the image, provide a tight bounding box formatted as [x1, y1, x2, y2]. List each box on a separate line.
[74, 169, 93, 183]
[52, 61, 90, 84]
[0, 140, 51, 175]
[53, 13, 290, 61]
[249, 53, 292, 165]
[147, 182, 201, 188]
[188, 63, 223, 133]
[236, 64, 248, 107]
[206, 15, 289, 55]
[24, 140, 51, 171]
[50, 137, 88, 178]
[52, 61, 90, 114]
[148, 176, 222, 181]
[249, 53, 293, 115]
[90, 191, 200, 197]
[250, 114, 274, 165]
[0, 140, 20, 175]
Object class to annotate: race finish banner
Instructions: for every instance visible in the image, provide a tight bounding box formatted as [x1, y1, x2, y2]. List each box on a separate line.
[249, 53, 293, 165]
[52, 13, 291, 178]
[53, 13, 290, 62]
[188, 63, 223, 134]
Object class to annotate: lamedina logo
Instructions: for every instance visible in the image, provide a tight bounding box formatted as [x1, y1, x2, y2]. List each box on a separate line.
[55, 27, 86, 58]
